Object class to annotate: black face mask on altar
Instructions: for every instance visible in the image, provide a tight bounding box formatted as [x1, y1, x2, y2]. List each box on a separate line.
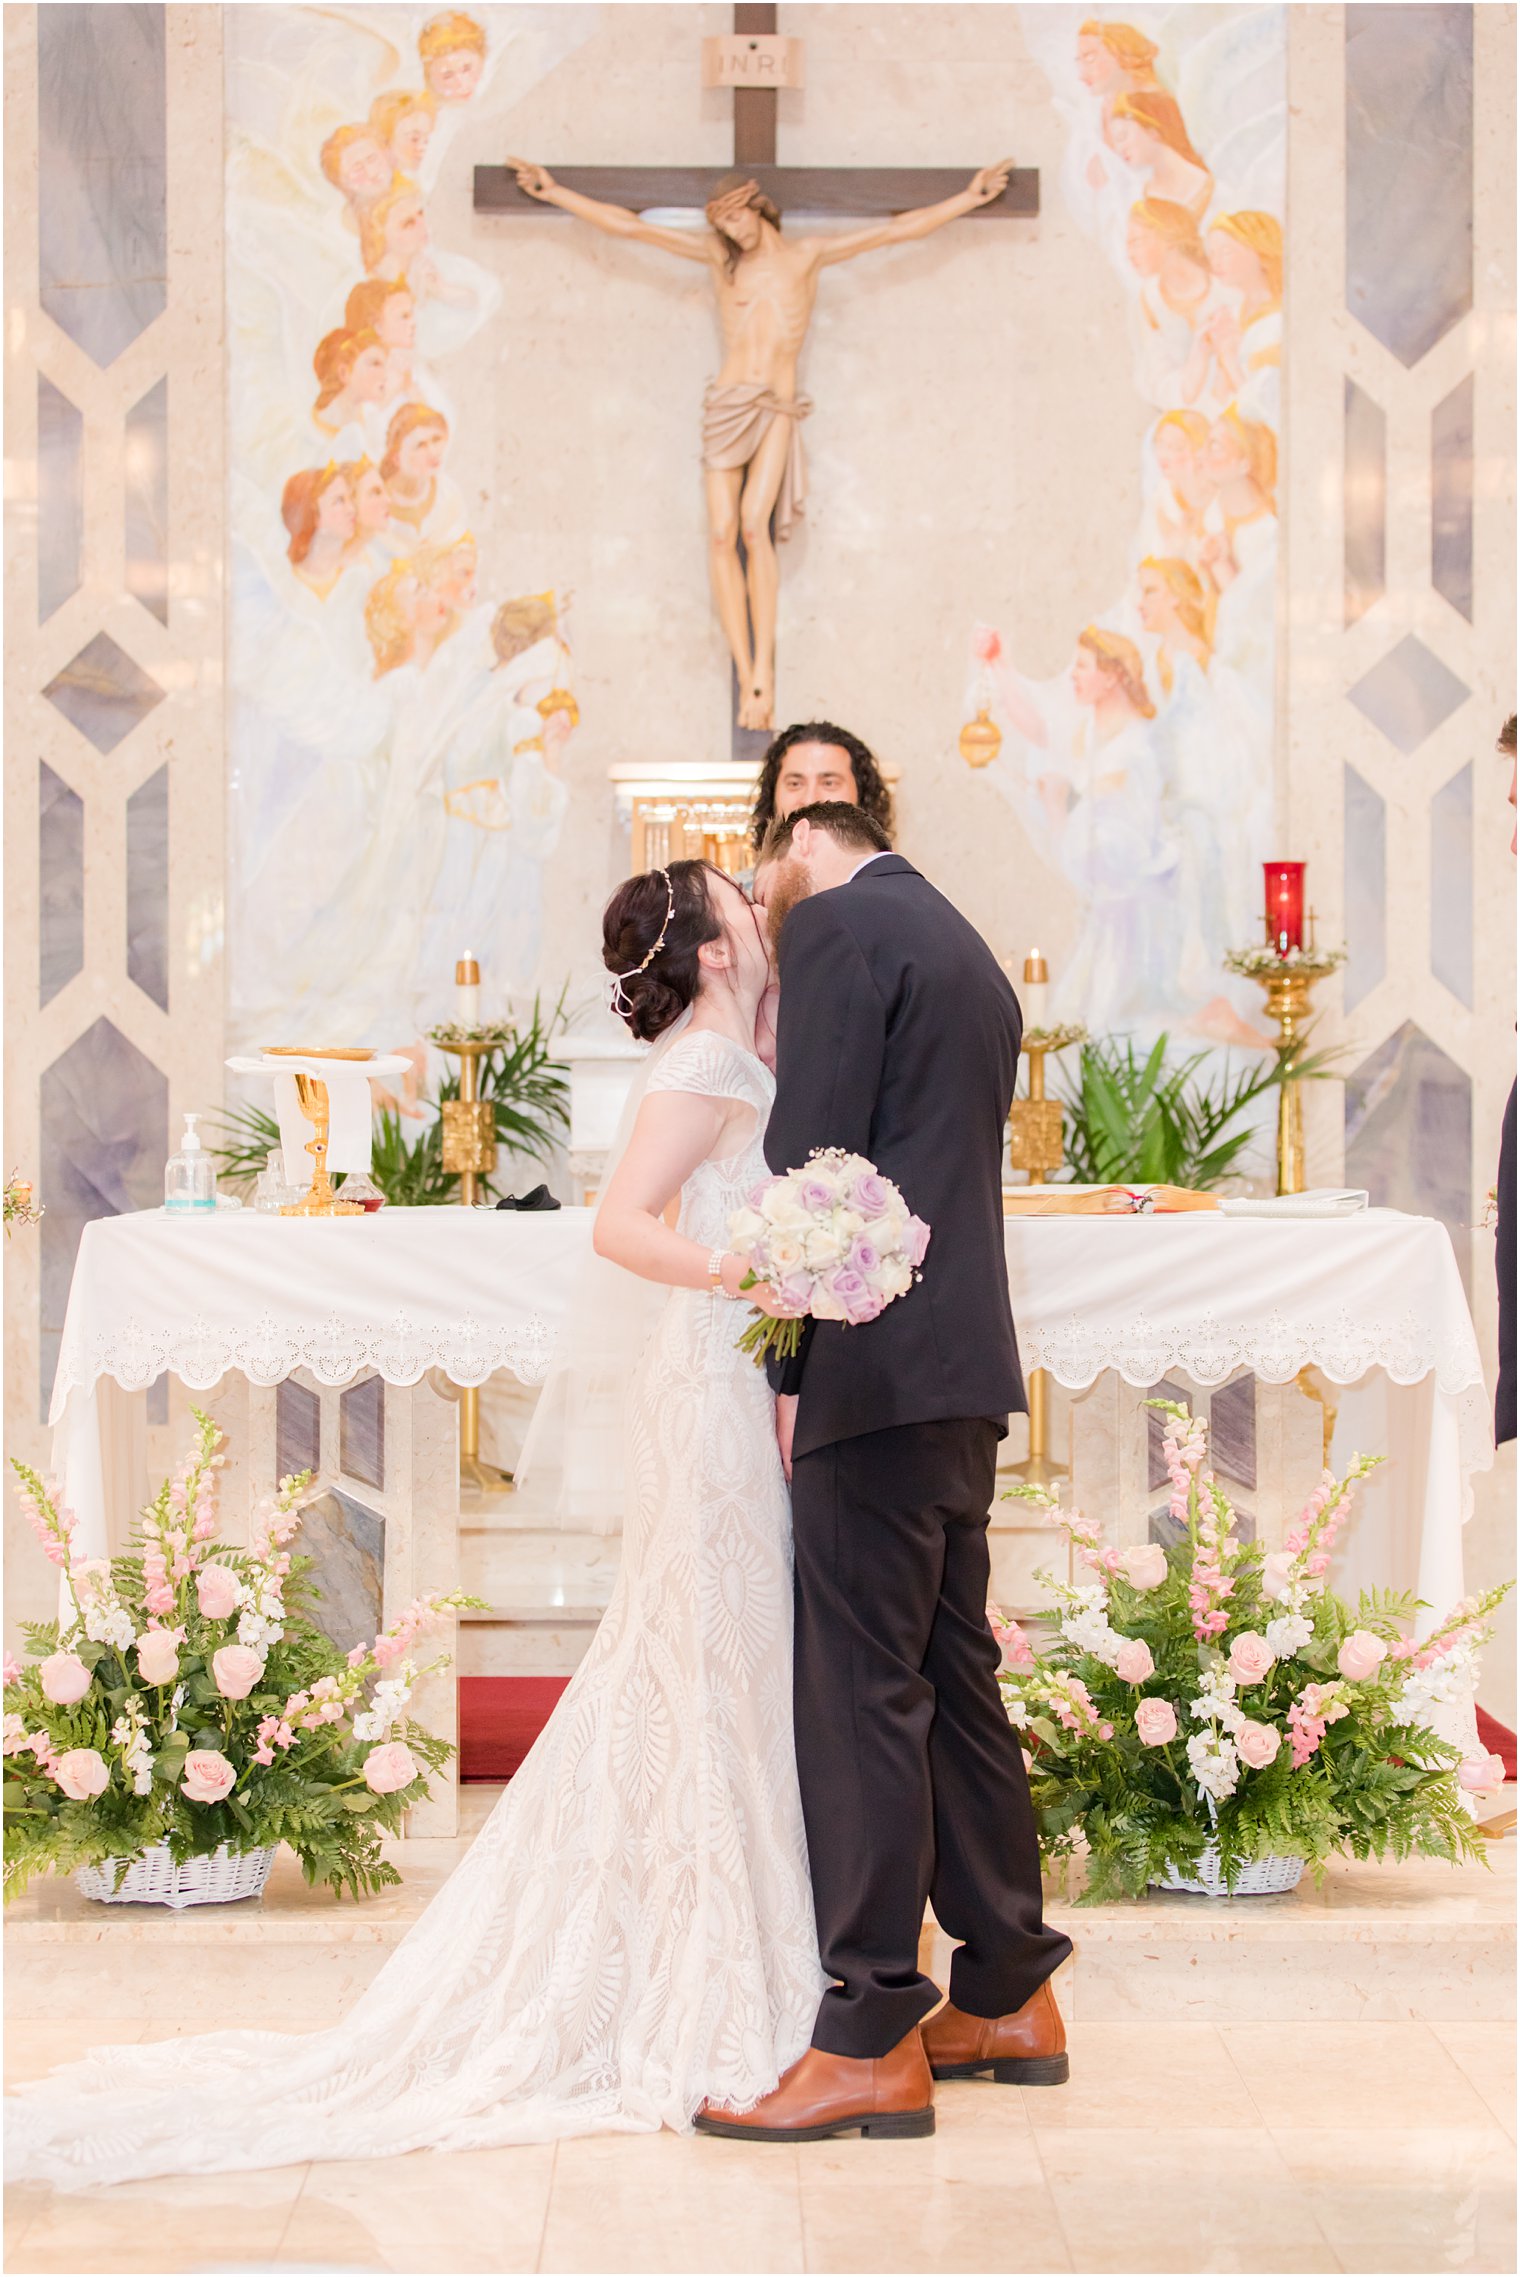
[493, 1184, 561, 1212]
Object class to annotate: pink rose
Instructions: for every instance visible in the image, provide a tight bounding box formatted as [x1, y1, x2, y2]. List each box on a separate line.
[181, 1749, 237, 1804]
[1119, 1543, 1168, 1592]
[1236, 1718, 1281, 1770]
[53, 1746, 110, 1801]
[1458, 1752, 1508, 1794]
[38, 1651, 92, 1706]
[134, 1630, 181, 1686]
[1135, 1698, 1178, 1746]
[1261, 1550, 1296, 1602]
[851, 1173, 891, 1217]
[1336, 1630, 1388, 1684]
[362, 1740, 419, 1795]
[848, 1239, 881, 1277]
[902, 1215, 931, 1269]
[211, 1645, 265, 1700]
[799, 1178, 837, 1212]
[1227, 1631, 1276, 1688]
[1113, 1637, 1155, 1684]
[196, 1565, 240, 1621]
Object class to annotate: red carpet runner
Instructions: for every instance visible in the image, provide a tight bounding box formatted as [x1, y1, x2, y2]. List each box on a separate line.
[459, 1682, 1518, 1788]
[458, 1676, 569, 1782]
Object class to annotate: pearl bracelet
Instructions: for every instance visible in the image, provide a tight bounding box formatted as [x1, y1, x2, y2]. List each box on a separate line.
[708, 1245, 735, 1299]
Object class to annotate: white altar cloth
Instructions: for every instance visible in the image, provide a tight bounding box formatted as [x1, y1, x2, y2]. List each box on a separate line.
[53, 1207, 1491, 1627]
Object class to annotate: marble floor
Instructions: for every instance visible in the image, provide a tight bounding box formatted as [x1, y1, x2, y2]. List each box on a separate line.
[6, 1791, 1515, 2275]
[5, 2013, 1514, 2275]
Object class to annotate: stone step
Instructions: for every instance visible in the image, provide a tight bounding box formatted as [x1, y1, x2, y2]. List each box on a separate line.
[8, 1793, 1511, 2030]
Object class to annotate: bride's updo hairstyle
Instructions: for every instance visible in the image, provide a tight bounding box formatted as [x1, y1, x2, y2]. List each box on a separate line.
[602, 859, 723, 1042]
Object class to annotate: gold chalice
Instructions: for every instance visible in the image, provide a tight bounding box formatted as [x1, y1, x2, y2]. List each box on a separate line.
[279, 1073, 365, 1217]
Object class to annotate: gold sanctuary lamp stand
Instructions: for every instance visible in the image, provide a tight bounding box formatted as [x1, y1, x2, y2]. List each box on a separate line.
[436, 1010, 512, 1496]
[1005, 985, 1087, 1486]
[1224, 919, 1344, 1198]
[279, 1074, 365, 1217]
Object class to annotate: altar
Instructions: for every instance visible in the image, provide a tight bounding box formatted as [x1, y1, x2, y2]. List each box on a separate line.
[51, 1202, 1493, 1815]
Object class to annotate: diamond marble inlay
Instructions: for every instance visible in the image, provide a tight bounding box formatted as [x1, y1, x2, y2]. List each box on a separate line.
[1345, 1020, 1472, 1288]
[37, 375, 83, 622]
[42, 631, 165, 755]
[38, 3, 167, 367]
[340, 1375, 386, 1491]
[39, 1018, 167, 1417]
[1345, 4, 1473, 368]
[39, 762, 84, 1008]
[126, 764, 169, 1009]
[1343, 763, 1387, 1012]
[1429, 762, 1473, 1007]
[1431, 373, 1475, 623]
[299, 1488, 385, 1657]
[125, 376, 169, 625]
[1347, 633, 1469, 755]
[1343, 378, 1386, 627]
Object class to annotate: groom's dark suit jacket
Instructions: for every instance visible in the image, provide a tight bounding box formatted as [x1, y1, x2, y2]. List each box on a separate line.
[766, 854, 1026, 1461]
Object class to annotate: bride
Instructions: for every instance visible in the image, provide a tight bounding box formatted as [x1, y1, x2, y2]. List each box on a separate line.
[10, 860, 825, 2189]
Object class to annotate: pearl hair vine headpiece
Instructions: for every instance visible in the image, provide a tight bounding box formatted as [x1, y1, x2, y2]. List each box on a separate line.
[607, 867, 675, 1018]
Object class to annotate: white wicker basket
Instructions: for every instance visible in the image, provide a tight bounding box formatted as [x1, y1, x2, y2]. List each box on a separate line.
[1152, 1845, 1304, 1898]
[74, 1842, 278, 1910]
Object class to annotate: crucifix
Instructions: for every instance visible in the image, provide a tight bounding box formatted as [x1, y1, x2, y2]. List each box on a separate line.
[475, 5, 1037, 762]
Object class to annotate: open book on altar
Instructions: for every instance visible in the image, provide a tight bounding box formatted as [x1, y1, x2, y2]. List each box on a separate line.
[1001, 1185, 1371, 1218]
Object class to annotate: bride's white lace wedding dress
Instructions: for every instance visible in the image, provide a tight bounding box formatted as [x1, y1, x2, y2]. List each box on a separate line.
[10, 1029, 823, 2189]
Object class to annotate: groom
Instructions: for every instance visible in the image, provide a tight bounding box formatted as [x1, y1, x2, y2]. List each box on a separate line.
[697, 803, 1073, 2143]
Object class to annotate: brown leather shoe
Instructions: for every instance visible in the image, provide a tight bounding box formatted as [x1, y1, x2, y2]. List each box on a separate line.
[693, 2028, 935, 2141]
[921, 1979, 1069, 2086]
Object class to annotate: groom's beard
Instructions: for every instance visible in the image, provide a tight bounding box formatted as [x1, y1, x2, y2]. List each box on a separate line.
[764, 857, 814, 950]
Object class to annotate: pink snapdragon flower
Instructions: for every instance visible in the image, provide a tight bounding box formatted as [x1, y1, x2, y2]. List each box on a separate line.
[1287, 1679, 1350, 1768]
[251, 1714, 296, 1768]
[988, 1607, 1035, 1671]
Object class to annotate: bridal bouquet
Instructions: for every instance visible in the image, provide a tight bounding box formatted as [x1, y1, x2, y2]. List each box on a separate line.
[3, 1411, 483, 1903]
[727, 1149, 931, 1364]
[993, 1402, 1511, 1901]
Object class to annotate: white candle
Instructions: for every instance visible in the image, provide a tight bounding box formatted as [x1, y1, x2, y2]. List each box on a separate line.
[1022, 948, 1049, 1033]
[455, 951, 481, 1029]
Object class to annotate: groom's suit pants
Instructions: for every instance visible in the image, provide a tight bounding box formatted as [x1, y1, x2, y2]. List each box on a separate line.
[791, 1417, 1073, 2060]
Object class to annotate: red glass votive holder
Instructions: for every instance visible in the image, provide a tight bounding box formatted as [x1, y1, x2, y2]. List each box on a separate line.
[1263, 861, 1305, 955]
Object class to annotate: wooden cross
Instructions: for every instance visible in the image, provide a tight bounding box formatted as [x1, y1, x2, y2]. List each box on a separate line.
[475, 4, 1038, 761]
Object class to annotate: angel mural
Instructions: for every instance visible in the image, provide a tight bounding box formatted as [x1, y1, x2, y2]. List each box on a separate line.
[227, 6, 595, 1056]
[971, 6, 1285, 1045]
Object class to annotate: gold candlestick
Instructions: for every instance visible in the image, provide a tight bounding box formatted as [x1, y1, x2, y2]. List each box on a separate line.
[279, 1075, 365, 1216]
[1005, 969, 1085, 1484]
[438, 1004, 511, 1495]
[1225, 938, 1343, 1197]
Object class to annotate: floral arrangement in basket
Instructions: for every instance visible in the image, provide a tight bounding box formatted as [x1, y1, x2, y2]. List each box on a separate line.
[727, 1150, 931, 1364]
[992, 1402, 1511, 1902]
[3, 1412, 483, 1904]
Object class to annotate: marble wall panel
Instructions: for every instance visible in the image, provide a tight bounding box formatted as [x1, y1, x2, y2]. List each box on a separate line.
[275, 1377, 320, 1485]
[37, 3, 167, 366]
[39, 1019, 167, 1416]
[1343, 377, 1386, 626]
[36, 374, 82, 622]
[1345, 3, 1473, 366]
[298, 1486, 385, 1657]
[125, 763, 170, 1010]
[1429, 761, 1474, 1007]
[124, 376, 169, 625]
[1342, 763, 1387, 1012]
[1345, 1022, 1473, 1286]
[1431, 371, 1475, 624]
[42, 630, 165, 756]
[339, 1375, 385, 1493]
[38, 763, 83, 1008]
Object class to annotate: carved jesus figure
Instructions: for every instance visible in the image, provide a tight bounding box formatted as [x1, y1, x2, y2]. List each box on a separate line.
[508, 161, 1013, 729]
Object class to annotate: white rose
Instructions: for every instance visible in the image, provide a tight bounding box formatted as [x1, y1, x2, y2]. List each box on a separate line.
[877, 1257, 913, 1300]
[834, 1210, 865, 1239]
[804, 1227, 847, 1269]
[760, 1186, 809, 1231]
[863, 1213, 907, 1253]
[811, 1282, 850, 1322]
[728, 1207, 766, 1247]
[767, 1233, 806, 1275]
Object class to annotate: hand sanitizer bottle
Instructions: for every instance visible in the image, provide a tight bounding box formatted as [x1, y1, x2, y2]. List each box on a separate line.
[164, 1112, 217, 1214]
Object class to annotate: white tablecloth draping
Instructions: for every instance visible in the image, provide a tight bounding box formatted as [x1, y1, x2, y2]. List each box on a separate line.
[52, 1207, 1492, 1627]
